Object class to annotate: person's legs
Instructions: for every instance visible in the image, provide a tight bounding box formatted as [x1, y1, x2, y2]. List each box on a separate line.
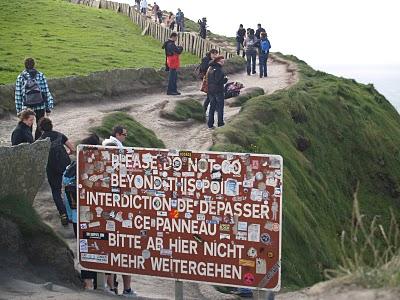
[259, 53, 265, 78]
[245, 52, 251, 75]
[207, 94, 217, 128]
[264, 51, 269, 77]
[251, 52, 257, 74]
[47, 170, 67, 217]
[236, 41, 241, 56]
[34, 109, 45, 140]
[122, 275, 137, 297]
[167, 69, 178, 94]
[241, 42, 245, 58]
[203, 95, 210, 113]
[216, 93, 225, 127]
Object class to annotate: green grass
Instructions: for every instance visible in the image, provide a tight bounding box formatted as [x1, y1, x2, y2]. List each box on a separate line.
[230, 87, 265, 107]
[212, 54, 400, 288]
[91, 112, 165, 148]
[161, 98, 205, 122]
[0, 0, 199, 84]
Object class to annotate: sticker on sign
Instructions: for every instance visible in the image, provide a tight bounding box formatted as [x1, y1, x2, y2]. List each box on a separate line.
[77, 146, 283, 291]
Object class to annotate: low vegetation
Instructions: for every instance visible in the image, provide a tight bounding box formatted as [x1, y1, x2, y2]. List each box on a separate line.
[161, 99, 205, 122]
[229, 87, 265, 107]
[0, 0, 199, 84]
[91, 112, 165, 148]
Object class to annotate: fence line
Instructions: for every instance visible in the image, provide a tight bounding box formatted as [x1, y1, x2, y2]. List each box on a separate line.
[69, 0, 235, 59]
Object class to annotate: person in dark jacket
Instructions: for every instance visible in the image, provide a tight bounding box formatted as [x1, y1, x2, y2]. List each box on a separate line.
[162, 32, 184, 95]
[198, 17, 207, 39]
[207, 56, 228, 129]
[255, 23, 266, 40]
[199, 49, 219, 113]
[258, 32, 271, 78]
[11, 109, 36, 145]
[236, 24, 246, 57]
[244, 29, 258, 75]
[39, 117, 74, 226]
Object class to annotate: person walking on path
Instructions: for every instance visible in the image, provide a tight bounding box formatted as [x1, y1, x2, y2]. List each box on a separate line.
[255, 23, 266, 40]
[140, 0, 148, 15]
[244, 29, 258, 76]
[152, 2, 160, 22]
[162, 32, 183, 96]
[258, 32, 271, 78]
[11, 109, 36, 146]
[102, 126, 137, 298]
[38, 117, 74, 226]
[198, 17, 207, 39]
[166, 12, 176, 30]
[207, 56, 228, 129]
[236, 24, 246, 57]
[176, 8, 185, 32]
[15, 58, 54, 140]
[199, 49, 219, 113]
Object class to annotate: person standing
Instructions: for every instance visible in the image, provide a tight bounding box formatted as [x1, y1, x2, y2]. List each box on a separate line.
[199, 49, 219, 113]
[258, 32, 271, 78]
[11, 109, 35, 146]
[152, 2, 160, 22]
[38, 118, 74, 226]
[162, 33, 183, 96]
[140, 0, 148, 15]
[166, 12, 176, 30]
[198, 17, 207, 39]
[102, 126, 137, 298]
[207, 56, 228, 129]
[15, 58, 54, 140]
[244, 29, 258, 76]
[236, 24, 246, 57]
[135, 0, 140, 11]
[255, 23, 266, 40]
[176, 8, 185, 32]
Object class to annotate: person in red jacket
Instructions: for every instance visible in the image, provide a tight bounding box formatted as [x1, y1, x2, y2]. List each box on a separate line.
[162, 32, 183, 95]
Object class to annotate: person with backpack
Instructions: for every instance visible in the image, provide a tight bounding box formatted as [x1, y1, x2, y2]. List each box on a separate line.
[176, 9, 185, 32]
[198, 17, 207, 39]
[207, 56, 228, 129]
[11, 109, 36, 146]
[38, 118, 74, 226]
[255, 23, 266, 40]
[244, 29, 258, 76]
[236, 24, 246, 57]
[199, 49, 219, 113]
[15, 58, 54, 140]
[259, 32, 271, 78]
[162, 32, 184, 96]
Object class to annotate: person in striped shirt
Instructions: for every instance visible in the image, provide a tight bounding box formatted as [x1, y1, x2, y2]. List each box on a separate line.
[15, 58, 54, 140]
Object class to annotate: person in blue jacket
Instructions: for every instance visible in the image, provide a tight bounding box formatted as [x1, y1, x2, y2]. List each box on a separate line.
[258, 32, 271, 78]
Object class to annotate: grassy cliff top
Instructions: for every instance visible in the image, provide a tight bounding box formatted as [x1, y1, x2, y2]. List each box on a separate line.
[0, 0, 199, 84]
[212, 54, 400, 288]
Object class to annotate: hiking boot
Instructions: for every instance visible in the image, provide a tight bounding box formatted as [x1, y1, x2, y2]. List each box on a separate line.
[167, 91, 181, 96]
[60, 213, 68, 226]
[122, 288, 137, 298]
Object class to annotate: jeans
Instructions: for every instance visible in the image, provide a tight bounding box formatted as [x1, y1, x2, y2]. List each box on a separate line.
[203, 95, 210, 112]
[236, 41, 245, 57]
[177, 22, 184, 32]
[207, 93, 225, 128]
[167, 69, 178, 93]
[34, 109, 45, 140]
[259, 51, 269, 77]
[47, 169, 67, 215]
[141, 8, 147, 15]
[246, 50, 257, 75]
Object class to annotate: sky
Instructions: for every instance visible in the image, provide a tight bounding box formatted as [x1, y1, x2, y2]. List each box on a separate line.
[123, 0, 400, 67]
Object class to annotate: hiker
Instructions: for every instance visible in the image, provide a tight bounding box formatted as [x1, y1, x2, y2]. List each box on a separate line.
[140, 0, 147, 15]
[152, 2, 159, 22]
[207, 56, 228, 129]
[11, 109, 35, 146]
[135, 0, 140, 11]
[64, 134, 100, 290]
[244, 29, 258, 75]
[176, 8, 185, 32]
[198, 17, 207, 39]
[162, 32, 184, 96]
[156, 8, 163, 24]
[255, 23, 266, 40]
[15, 58, 54, 140]
[166, 12, 176, 30]
[102, 126, 137, 298]
[38, 117, 74, 226]
[259, 32, 271, 78]
[199, 49, 219, 113]
[236, 24, 246, 57]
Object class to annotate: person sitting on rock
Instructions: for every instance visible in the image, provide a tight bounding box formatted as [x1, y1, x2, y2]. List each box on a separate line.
[38, 117, 74, 226]
[11, 109, 36, 146]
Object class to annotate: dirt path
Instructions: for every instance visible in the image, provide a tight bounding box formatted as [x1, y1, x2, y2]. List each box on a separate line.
[0, 57, 297, 299]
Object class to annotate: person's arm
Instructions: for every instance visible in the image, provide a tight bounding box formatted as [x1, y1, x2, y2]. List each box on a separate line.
[42, 74, 54, 114]
[15, 75, 23, 114]
[65, 140, 75, 155]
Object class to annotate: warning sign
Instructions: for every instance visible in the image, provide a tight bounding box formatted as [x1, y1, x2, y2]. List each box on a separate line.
[77, 146, 283, 290]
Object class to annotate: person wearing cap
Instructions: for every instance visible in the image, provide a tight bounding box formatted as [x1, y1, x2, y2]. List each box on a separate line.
[207, 56, 228, 129]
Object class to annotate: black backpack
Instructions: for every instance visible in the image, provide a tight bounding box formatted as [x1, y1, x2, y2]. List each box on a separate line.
[48, 133, 71, 174]
[64, 161, 77, 210]
[22, 73, 45, 106]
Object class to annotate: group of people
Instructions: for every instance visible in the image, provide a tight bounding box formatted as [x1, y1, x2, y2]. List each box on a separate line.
[236, 23, 271, 77]
[11, 58, 137, 297]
